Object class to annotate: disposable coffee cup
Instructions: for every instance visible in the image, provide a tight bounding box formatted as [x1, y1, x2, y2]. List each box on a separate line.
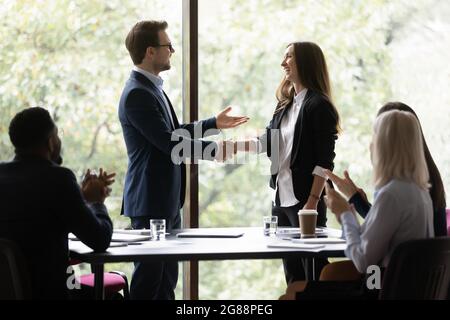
[298, 209, 318, 238]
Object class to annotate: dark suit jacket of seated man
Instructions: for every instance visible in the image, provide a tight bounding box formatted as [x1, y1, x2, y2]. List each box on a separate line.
[0, 155, 113, 299]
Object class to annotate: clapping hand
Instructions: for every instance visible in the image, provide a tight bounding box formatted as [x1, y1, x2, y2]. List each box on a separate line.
[324, 169, 367, 201]
[323, 183, 352, 224]
[81, 168, 116, 203]
[98, 168, 116, 196]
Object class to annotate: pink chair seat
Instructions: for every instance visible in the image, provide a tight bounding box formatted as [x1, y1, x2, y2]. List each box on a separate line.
[79, 273, 126, 295]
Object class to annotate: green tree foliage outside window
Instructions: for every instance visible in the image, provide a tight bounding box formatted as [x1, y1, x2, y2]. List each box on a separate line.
[1, 0, 448, 300]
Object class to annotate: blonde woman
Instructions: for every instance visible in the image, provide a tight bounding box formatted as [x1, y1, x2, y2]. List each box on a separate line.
[281, 110, 434, 299]
[326, 102, 447, 236]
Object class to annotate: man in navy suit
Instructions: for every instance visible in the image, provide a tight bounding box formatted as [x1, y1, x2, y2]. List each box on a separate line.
[0, 107, 114, 299]
[118, 20, 248, 300]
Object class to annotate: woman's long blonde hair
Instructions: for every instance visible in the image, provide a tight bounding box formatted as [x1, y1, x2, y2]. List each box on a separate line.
[275, 42, 340, 132]
[372, 110, 430, 190]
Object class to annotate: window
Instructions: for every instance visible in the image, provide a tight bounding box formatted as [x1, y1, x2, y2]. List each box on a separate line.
[0, 0, 183, 297]
[197, 0, 450, 299]
[1, 0, 448, 300]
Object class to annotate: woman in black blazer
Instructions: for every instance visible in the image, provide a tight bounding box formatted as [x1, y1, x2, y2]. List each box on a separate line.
[237, 42, 340, 283]
[327, 102, 447, 237]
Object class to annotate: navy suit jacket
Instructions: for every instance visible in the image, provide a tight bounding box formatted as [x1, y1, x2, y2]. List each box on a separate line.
[0, 155, 113, 299]
[118, 71, 219, 220]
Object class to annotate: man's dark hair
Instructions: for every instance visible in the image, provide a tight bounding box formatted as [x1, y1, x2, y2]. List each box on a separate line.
[9, 107, 55, 153]
[125, 20, 168, 65]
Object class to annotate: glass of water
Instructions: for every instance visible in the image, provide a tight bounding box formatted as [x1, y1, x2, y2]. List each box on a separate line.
[263, 216, 278, 236]
[150, 219, 166, 241]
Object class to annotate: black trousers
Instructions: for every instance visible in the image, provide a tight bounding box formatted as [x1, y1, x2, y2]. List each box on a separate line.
[272, 199, 328, 284]
[129, 214, 181, 300]
[295, 280, 379, 300]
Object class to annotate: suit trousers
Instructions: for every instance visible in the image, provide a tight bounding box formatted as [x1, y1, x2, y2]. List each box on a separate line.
[272, 200, 328, 284]
[129, 214, 181, 300]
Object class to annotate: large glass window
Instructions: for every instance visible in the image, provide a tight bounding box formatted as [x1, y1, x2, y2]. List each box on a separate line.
[1, 0, 449, 300]
[198, 0, 450, 299]
[0, 0, 183, 297]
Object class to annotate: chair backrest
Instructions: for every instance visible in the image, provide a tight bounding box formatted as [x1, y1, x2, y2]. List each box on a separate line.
[446, 208, 450, 236]
[379, 237, 450, 300]
[0, 239, 31, 300]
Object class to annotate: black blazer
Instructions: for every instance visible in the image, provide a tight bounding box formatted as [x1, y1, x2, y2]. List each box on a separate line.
[260, 90, 338, 206]
[0, 155, 113, 299]
[118, 71, 219, 220]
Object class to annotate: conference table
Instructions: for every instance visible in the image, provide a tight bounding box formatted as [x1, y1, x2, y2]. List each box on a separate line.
[69, 227, 346, 300]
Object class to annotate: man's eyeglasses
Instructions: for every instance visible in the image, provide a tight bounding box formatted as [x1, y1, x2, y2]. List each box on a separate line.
[155, 43, 174, 52]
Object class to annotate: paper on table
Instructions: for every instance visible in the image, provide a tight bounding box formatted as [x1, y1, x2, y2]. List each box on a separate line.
[138, 240, 192, 248]
[176, 230, 244, 238]
[109, 242, 129, 248]
[69, 238, 191, 252]
[68, 233, 79, 241]
[69, 233, 151, 242]
[114, 229, 151, 235]
[267, 242, 325, 249]
[110, 233, 151, 242]
[291, 238, 345, 244]
[276, 228, 325, 235]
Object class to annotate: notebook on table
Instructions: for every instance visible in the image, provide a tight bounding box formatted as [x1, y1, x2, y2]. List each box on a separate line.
[291, 238, 345, 244]
[267, 242, 325, 249]
[113, 229, 151, 236]
[69, 233, 151, 242]
[110, 233, 151, 242]
[276, 227, 325, 235]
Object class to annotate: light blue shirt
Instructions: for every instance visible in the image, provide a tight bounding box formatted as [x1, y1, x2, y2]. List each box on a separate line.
[340, 179, 434, 273]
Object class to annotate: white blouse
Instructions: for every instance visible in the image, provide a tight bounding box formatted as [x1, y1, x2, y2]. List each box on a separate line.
[276, 89, 327, 207]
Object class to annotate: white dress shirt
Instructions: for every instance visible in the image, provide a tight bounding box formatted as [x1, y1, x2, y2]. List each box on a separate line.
[276, 89, 327, 207]
[133, 66, 175, 129]
[340, 179, 434, 273]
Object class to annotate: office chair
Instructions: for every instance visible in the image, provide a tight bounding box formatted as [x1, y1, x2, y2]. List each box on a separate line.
[68, 259, 130, 299]
[281, 238, 450, 300]
[0, 239, 31, 300]
[379, 237, 450, 300]
[446, 209, 450, 236]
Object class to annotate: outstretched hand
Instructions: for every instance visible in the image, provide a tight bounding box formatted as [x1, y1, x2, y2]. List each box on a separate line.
[216, 106, 249, 129]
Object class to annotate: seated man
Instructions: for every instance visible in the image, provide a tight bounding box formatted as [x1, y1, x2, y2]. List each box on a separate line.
[0, 107, 114, 299]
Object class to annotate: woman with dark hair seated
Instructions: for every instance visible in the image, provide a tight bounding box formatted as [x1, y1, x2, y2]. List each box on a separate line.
[280, 109, 435, 300]
[327, 102, 446, 237]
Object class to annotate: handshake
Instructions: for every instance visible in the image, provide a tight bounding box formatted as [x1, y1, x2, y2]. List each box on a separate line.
[214, 140, 257, 162]
[214, 140, 238, 162]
